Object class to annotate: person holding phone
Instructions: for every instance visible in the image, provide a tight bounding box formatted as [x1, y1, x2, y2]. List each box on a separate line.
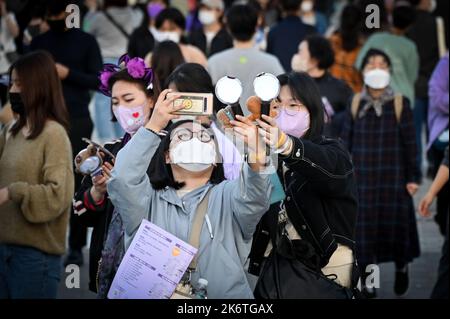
[72, 55, 159, 297]
[248, 71, 359, 298]
[107, 88, 272, 298]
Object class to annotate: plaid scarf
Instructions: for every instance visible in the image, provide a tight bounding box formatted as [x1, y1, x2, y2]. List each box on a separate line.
[358, 86, 395, 119]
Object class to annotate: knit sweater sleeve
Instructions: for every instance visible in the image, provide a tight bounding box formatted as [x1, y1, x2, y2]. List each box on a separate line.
[8, 124, 75, 223]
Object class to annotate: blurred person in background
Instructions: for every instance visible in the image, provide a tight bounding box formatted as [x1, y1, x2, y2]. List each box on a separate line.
[291, 35, 353, 138]
[426, 52, 449, 237]
[151, 7, 208, 67]
[22, 4, 48, 49]
[356, 4, 419, 112]
[329, 4, 364, 93]
[255, 0, 280, 28]
[266, 0, 316, 72]
[208, 3, 284, 113]
[128, 0, 169, 59]
[0, 0, 19, 107]
[187, 0, 233, 57]
[150, 40, 186, 90]
[419, 146, 448, 299]
[342, 49, 421, 298]
[299, 0, 328, 35]
[30, 0, 103, 268]
[407, 0, 443, 179]
[0, 51, 74, 299]
[84, 0, 143, 142]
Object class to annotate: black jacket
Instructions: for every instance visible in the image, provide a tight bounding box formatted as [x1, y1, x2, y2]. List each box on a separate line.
[30, 29, 103, 119]
[406, 10, 441, 99]
[267, 16, 316, 72]
[314, 72, 354, 138]
[249, 135, 358, 275]
[187, 28, 233, 57]
[73, 138, 125, 292]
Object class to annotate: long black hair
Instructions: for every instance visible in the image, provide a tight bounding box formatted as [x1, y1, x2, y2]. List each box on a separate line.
[165, 63, 223, 113]
[151, 41, 185, 90]
[277, 72, 324, 139]
[149, 120, 225, 190]
[338, 4, 363, 52]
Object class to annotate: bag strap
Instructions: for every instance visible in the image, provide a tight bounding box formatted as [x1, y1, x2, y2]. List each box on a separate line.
[103, 11, 130, 39]
[394, 94, 403, 124]
[351, 93, 361, 121]
[436, 16, 447, 58]
[187, 188, 212, 271]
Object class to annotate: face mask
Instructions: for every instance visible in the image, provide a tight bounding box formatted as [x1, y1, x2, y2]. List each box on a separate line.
[9, 92, 26, 117]
[47, 19, 67, 32]
[147, 3, 165, 19]
[170, 138, 216, 172]
[301, 0, 314, 12]
[113, 105, 147, 135]
[27, 25, 41, 38]
[291, 54, 310, 72]
[364, 69, 391, 89]
[198, 10, 216, 26]
[153, 31, 181, 43]
[275, 108, 310, 138]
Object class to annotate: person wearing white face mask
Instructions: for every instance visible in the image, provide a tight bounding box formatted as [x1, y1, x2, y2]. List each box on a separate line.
[107, 86, 272, 298]
[291, 35, 353, 138]
[299, 0, 328, 35]
[150, 8, 208, 67]
[341, 49, 421, 298]
[187, 0, 233, 57]
[72, 55, 159, 297]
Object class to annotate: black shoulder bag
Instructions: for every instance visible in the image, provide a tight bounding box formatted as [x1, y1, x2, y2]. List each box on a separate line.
[254, 208, 361, 299]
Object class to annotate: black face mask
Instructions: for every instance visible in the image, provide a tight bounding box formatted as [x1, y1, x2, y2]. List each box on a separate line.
[9, 92, 26, 117]
[27, 25, 41, 38]
[46, 19, 67, 32]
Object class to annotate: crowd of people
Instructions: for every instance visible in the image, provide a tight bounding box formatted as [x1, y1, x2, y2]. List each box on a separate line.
[0, 0, 448, 300]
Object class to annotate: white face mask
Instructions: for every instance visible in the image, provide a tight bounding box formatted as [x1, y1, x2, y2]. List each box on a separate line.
[364, 69, 391, 89]
[291, 53, 310, 72]
[153, 30, 181, 43]
[169, 138, 216, 172]
[198, 10, 216, 26]
[301, 0, 314, 12]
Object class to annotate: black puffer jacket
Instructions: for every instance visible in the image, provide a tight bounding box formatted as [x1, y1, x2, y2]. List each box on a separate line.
[249, 135, 358, 274]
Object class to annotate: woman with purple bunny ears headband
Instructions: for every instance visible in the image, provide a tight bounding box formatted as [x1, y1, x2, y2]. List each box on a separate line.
[72, 54, 160, 297]
[98, 54, 160, 136]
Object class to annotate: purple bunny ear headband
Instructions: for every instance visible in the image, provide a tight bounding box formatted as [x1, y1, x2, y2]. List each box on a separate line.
[98, 54, 154, 97]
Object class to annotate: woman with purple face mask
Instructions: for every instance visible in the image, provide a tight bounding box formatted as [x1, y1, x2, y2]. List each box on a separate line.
[72, 55, 160, 296]
[248, 72, 360, 298]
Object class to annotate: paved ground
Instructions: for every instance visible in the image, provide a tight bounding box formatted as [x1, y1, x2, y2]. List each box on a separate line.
[57, 176, 445, 299]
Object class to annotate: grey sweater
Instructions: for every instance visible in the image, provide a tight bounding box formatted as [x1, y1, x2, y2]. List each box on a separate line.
[84, 7, 143, 59]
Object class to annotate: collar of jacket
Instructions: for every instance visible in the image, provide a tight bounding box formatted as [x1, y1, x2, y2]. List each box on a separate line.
[158, 183, 213, 213]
